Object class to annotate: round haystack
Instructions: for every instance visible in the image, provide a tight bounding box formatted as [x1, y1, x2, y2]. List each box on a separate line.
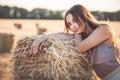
[12, 36, 96, 80]
[37, 28, 47, 35]
[0, 33, 14, 53]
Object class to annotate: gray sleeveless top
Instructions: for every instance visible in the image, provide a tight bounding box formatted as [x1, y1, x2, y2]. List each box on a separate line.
[90, 43, 117, 64]
[89, 42, 120, 78]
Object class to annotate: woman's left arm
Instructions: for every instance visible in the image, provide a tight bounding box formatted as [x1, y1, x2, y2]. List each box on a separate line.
[75, 25, 112, 52]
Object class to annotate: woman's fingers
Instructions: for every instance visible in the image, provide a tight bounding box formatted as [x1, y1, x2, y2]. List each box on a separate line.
[31, 35, 48, 55]
[39, 42, 44, 50]
[31, 40, 40, 55]
[31, 40, 43, 54]
[34, 45, 39, 55]
[38, 37, 48, 50]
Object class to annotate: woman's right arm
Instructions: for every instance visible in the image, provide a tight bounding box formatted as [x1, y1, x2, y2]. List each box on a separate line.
[31, 32, 75, 54]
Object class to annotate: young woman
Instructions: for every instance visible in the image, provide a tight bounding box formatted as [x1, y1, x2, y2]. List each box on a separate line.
[31, 4, 120, 80]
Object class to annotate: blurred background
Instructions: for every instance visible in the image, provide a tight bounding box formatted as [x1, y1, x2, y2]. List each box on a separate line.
[0, 0, 120, 80]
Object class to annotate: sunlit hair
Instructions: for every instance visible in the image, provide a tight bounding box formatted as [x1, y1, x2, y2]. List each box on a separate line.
[64, 4, 99, 37]
[64, 4, 120, 58]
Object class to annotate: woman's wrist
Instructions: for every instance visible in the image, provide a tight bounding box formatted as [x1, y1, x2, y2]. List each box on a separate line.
[71, 33, 83, 52]
[35, 34, 49, 41]
[71, 39, 82, 52]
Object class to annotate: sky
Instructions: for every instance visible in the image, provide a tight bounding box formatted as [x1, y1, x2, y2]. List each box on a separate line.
[0, 0, 120, 12]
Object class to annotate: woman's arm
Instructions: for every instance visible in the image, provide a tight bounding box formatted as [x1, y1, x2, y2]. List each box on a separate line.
[32, 32, 75, 54]
[74, 25, 112, 52]
[46, 32, 75, 41]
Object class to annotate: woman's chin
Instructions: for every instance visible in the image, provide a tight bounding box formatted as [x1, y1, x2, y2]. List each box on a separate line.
[76, 31, 81, 34]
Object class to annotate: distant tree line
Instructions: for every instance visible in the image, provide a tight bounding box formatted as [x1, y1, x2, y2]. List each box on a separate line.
[0, 5, 64, 19]
[0, 5, 120, 21]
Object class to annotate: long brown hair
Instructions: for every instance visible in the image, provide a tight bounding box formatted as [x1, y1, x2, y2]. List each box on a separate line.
[64, 4, 120, 59]
[64, 4, 100, 39]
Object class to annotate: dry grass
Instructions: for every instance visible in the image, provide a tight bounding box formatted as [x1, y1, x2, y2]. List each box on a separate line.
[12, 36, 96, 80]
[0, 19, 120, 36]
[0, 19, 119, 80]
[0, 53, 13, 80]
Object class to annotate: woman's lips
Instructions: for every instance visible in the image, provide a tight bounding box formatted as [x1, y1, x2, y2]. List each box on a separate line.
[74, 28, 79, 32]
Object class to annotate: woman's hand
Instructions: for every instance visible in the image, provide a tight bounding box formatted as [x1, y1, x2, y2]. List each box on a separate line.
[31, 35, 48, 55]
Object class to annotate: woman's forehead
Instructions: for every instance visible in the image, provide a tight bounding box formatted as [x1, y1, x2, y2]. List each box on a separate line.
[66, 14, 73, 21]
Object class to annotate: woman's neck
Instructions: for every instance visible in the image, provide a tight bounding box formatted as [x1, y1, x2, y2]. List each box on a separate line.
[85, 26, 93, 35]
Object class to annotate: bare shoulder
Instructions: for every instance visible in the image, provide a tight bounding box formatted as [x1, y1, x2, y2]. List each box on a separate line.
[79, 24, 113, 51]
[94, 24, 113, 37]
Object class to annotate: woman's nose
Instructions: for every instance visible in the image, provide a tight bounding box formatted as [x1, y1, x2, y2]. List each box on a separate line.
[70, 23, 76, 30]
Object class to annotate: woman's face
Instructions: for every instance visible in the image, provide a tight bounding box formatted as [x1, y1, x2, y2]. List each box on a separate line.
[66, 13, 85, 33]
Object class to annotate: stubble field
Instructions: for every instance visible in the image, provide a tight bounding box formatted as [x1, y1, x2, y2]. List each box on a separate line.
[0, 19, 120, 80]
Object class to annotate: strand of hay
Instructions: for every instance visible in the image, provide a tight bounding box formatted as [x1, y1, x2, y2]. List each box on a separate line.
[12, 36, 96, 80]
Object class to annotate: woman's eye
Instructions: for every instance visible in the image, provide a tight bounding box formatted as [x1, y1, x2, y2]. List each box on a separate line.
[72, 19, 76, 23]
[68, 22, 71, 26]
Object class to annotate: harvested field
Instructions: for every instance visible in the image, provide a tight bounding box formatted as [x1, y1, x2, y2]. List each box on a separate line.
[0, 19, 120, 80]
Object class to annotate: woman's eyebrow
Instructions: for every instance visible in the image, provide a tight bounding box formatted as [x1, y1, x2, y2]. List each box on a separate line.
[67, 22, 71, 26]
[71, 18, 75, 22]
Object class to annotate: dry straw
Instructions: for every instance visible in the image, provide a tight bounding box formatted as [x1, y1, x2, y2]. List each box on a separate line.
[12, 36, 96, 80]
[0, 33, 14, 53]
[37, 28, 47, 35]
